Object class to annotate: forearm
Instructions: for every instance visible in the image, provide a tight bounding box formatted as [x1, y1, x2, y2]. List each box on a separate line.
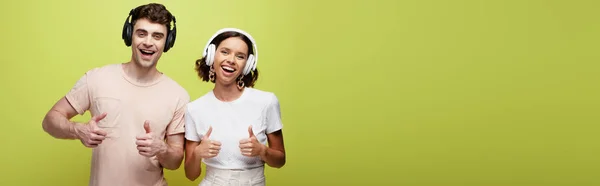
[42, 110, 80, 139]
[157, 144, 184, 170]
[260, 146, 286, 168]
[184, 151, 203, 181]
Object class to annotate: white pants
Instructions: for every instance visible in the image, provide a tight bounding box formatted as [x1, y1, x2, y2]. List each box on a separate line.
[199, 166, 266, 186]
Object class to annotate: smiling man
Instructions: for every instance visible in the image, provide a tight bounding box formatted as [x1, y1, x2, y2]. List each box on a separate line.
[41, 3, 189, 186]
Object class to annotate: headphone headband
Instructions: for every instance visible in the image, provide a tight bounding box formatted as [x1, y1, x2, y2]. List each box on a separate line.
[202, 28, 258, 74]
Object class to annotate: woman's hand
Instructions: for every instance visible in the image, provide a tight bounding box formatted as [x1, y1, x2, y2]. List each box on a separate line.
[239, 126, 267, 157]
[195, 126, 221, 158]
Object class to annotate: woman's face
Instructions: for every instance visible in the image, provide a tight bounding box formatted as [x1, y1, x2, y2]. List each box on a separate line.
[213, 37, 249, 86]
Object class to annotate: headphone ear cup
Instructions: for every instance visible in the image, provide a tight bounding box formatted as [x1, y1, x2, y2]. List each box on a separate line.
[122, 22, 132, 46]
[164, 33, 172, 52]
[244, 54, 255, 75]
[206, 44, 216, 66]
[251, 54, 257, 72]
[163, 26, 176, 52]
[163, 34, 171, 52]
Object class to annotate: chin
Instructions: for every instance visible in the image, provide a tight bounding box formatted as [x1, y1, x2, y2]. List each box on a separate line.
[215, 76, 236, 86]
[135, 58, 157, 68]
[216, 80, 237, 87]
[140, 62, 156, 68]
[217, 72, 240, 83]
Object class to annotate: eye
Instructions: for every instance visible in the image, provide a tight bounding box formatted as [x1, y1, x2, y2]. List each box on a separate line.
[236, 55, 245, 60]
[153, 35, 162, 40]
[221, 50, 228, 55]
[137, 32, 146, 37]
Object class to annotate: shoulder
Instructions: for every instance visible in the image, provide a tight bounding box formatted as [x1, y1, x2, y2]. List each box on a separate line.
[246, 88, 279, 106]
[187, 91, 215, 112]
[85, 63, 121, 76]
[75, 64, 122, 85]
[160, 75, 191, 101]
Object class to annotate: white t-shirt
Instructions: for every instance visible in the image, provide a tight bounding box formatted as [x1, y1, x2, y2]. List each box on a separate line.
[185, 88, 283, 169]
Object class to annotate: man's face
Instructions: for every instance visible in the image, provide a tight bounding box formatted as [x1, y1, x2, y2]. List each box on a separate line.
[131, 18, 167, 68]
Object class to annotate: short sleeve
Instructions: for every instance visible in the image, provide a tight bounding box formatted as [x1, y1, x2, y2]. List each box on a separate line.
[184, 105, 201, 142]
[166, 93, 190, 135]
[265, 94, 283, 134]
[65, 73, 92, 115]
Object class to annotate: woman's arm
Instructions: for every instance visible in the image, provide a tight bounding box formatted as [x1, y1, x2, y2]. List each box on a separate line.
[184, 127, 221, 181]
[260, 130, 286, 168]
[184, 140, 203, 181]
[260, 94, 286, 168]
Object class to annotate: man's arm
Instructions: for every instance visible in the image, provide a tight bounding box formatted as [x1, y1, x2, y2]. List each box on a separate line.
[42, 97, 82, 139]
[156, 133, 185, 170]
[43, 97, 108, 148]
[155, 93, 189, 170]
[44, 70, 95, 140]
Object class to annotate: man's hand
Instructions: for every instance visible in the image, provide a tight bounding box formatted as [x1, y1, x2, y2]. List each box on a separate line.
[75, 112, 108, 148]
[194, 126, 221, 159]
[239, 126, 266, 157]
[136, 121, 167, 157]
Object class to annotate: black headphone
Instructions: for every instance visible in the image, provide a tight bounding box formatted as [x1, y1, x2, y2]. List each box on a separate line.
[121, 9, 177, 53]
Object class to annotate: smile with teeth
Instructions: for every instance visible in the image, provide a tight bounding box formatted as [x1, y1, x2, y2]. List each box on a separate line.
[140, 49, 155, 55]
[222, 66, 236, 73]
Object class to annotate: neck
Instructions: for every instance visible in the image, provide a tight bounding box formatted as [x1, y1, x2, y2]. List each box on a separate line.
[122, 62, 161, 84]
[213, 83, 244, 102]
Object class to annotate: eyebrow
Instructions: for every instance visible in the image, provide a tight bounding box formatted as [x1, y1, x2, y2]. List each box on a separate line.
[135, 29, 165, 37]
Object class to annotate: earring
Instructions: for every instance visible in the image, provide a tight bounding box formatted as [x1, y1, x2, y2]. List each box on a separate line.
[209, 66, 215, 82]
[237, 75, 245, 90]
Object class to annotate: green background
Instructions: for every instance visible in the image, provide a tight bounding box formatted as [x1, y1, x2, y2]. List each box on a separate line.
[1, 0, 599, 185]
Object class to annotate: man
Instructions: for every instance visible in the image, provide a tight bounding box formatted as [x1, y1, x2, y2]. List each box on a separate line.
[41, 3, 189, 186]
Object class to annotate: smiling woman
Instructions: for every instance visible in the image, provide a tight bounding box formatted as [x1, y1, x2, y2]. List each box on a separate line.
[184, 28, 285, 186]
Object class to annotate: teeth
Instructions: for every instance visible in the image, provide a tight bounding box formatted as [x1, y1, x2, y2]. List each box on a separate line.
[222, 66, 235, 71]
[141, 50, 154, 54]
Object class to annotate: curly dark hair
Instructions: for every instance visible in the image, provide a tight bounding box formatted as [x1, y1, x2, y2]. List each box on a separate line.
[195, 31, 259, 87]
[131, 3, 173, 31]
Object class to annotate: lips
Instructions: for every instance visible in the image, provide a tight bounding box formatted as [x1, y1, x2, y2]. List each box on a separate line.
[139, 49, 155, 60]
[222, 66, 235, 72]
[140, 49, 155, 55]
[220, 65, 237, 77]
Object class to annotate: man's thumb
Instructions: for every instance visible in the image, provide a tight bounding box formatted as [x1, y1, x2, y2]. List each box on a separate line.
[248, 126, 255, 137]
[90, 113, 107, 127]
[203, 126, 213, 140]
[92, 112, 108, 123]
[143, 121, 151, 134]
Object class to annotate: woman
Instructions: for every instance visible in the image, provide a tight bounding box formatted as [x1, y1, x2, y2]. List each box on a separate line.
[184, 28, 286, 186]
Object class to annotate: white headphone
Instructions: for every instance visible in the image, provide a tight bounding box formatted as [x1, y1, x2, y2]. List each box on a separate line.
[202, 28, 258, 75]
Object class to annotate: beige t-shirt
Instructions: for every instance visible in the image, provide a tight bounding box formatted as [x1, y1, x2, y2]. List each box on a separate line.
[65, 63, 189, 186]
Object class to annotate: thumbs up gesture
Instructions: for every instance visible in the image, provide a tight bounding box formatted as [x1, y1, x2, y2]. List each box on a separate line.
[239, 126, 266, 157]
[75, 112, 108, 148]
[136, 121, 167, 157]
[195, 126, 221, 159]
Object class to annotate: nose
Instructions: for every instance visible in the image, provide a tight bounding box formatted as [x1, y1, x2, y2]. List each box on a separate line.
[142, 36, 153, 47]
[225, 54, 235, 64]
